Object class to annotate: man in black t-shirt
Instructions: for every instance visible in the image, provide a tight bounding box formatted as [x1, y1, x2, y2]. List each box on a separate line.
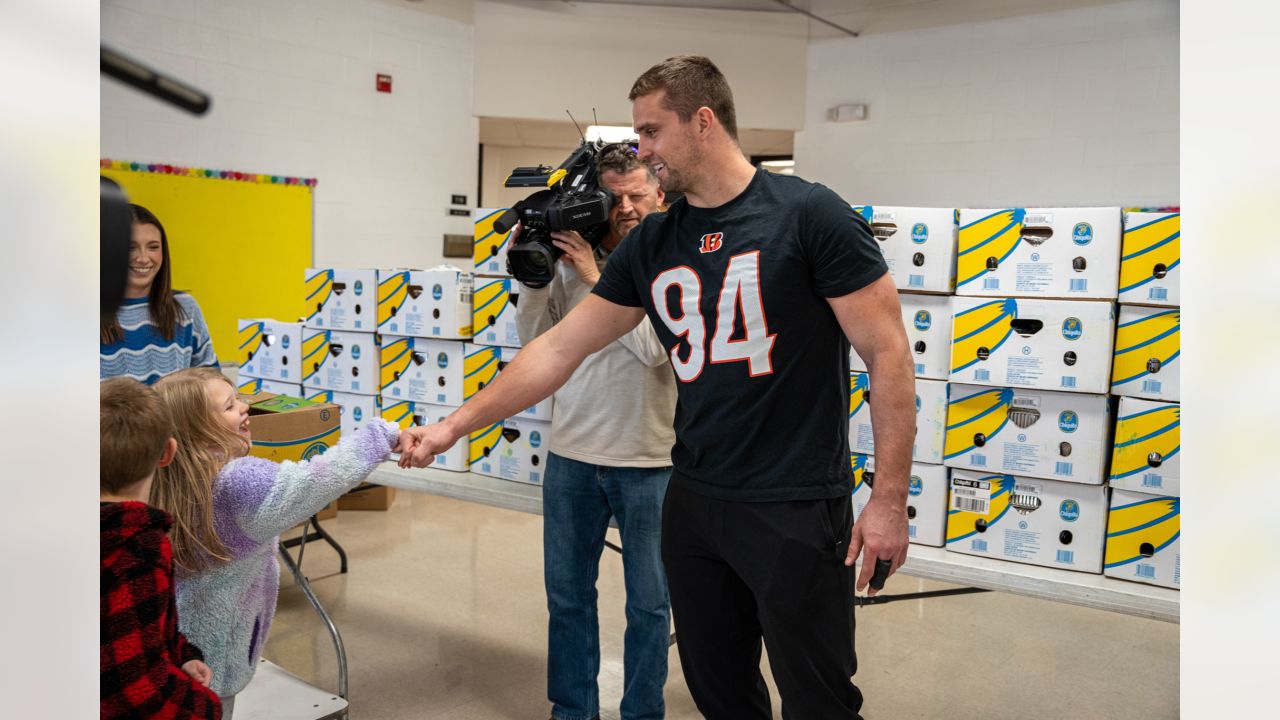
[401, 55, 915, 719]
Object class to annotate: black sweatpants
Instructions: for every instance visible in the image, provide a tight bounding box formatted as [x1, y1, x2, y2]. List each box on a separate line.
[662, 480, 863, 720]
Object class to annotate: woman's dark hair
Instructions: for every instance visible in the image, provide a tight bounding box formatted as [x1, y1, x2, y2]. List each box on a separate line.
[100, 204, 185, 344]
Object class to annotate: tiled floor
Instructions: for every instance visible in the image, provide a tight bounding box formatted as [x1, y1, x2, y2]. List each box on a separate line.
[267, 491, 1178, 719]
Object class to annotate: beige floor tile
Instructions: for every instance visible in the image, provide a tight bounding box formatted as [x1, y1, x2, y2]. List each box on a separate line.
[263, 491, 1177, 719]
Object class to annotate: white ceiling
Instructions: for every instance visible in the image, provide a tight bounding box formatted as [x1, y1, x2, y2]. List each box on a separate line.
[519, 0, 1130, 38]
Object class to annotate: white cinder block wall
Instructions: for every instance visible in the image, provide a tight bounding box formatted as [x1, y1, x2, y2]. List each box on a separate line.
[100, 0, 477, 269]
[796, 0, 1178, 207]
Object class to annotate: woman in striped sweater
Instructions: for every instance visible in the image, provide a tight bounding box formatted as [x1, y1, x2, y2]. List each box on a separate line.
[100, 204, 219, 384]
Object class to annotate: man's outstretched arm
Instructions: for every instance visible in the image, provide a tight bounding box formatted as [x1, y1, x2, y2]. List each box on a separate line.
[399, 294, 647, 466]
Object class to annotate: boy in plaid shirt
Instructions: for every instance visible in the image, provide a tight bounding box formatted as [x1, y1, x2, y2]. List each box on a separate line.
[100, 378, 221, 720]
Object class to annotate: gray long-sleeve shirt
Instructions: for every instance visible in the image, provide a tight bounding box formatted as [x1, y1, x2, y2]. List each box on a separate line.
[515, 247, 677, 467]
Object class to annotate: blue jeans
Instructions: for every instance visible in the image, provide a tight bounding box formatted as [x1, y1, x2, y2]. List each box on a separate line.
[543, 452, 672, 720]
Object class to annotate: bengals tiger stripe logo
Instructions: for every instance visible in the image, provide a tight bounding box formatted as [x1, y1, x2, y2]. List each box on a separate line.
[699, 232, 723, 254]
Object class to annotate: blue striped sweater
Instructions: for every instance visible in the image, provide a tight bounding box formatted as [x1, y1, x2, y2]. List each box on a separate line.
[101, 293, 220, 385]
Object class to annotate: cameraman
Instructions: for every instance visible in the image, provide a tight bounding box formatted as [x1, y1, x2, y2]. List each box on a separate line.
[515, 144, 677, 720]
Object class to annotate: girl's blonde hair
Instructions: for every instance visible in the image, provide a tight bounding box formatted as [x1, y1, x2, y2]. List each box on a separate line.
[151, 368, 251, 574]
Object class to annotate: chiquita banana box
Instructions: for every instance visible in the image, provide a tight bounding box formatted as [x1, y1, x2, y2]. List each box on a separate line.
[304, 268, 379, 331]
[474, 208, 515, 277]
[379, 399, 471, 473]
[949, 296, 1115, 394]
[851, 292, 953, 380]
[1109, 397, 1180, 496]
[852, 455, 949, 547]
[237, 319, 302, 382]
[377, 267, 474, 339]
[300, 329, 380, 395]
[943, 383, 1112, 485]
[848, 374, 947, 464]
[472, 276, 522, 348]
[303, 388, 379, 438]
[946, 470, 1107, 573]
[470, 415, 552, 486]
[380, 336, 467, 406]
[956, 207, 1122, 299]
[1118, 211, 1179, 307]
[1104, 489, 1180, 589]
[851, 206, 957, 293]
[237, 377, 302, 397]
[1111, 305, 1180, 401]
[464, 344, 554, 421]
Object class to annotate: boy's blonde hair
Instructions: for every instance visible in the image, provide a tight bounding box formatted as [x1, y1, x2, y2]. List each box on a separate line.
[100, 377, 173, 494]
[152, 368, 251, 574]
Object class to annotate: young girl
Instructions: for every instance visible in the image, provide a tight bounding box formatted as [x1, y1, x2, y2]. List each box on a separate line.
[100, 204, 219, 384]
[151, 368, 406, 713]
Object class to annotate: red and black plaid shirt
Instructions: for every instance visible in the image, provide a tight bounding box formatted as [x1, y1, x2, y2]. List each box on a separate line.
[101, 501, 221, 720]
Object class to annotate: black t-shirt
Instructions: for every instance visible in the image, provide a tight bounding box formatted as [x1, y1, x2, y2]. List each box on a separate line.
[592, 169, 887, 501]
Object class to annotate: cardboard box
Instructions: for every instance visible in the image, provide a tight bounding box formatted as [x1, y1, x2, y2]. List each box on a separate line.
[304, 268, 379, 331]
[852, 206, 957, 293]
[380, 336, 467, 405]
[956, 207, 1122, 299]
[237, 319, 303, 382]
[471, 276, 522, 348]
[945, 470, 1107, 573]
[943, 384, 1112, 485]
[377, 267, 474, 339]
[1111, 305, 1180, 401]
[1118, 212, 1180, 307]
[848, 374, 946, 463]
[336, 483, 396, 511]
[949, 297, 1114, 394]
[241, 392, 341, 463]
[851, 293, 953, 380]
[1109, 397, 1180, 496]
[237, 378, 302, 397]
[464, 345, 554, 421]
[470, 415, 552, 485]
[404, 402, 472, 472]
[300, 329, 380, 395]
[1103, 489, 1180, 589]
[474, 208, 515, 277]
[851, 455, 949, 547]
[302, 387, 380, 438]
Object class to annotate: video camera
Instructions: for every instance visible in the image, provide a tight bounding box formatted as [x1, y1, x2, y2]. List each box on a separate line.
[492, 140, 617, 289]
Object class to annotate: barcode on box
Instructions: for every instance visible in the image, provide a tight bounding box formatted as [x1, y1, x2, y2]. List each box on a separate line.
[983, 278, 1000, 290]
[971, 539, 988, 552]
[909, 274, 924, 288]
[1069, 279, 1088, 293]
[1061, 377, 1077, 389]
[1056, 550, 1074, 564]
[1055, 461, 1073, 476]
[1149, 288, 1167, 302]
[915, 363, 925, 375]
[1143, 380, 1162, 394]
[461, 288, 474, 303]
[1142, 474, 1164, 489]
[974, 369, 990, 382]
[954, 497, 989, 513]
[970, 454, 987, 467]
[1136, 564, 1156, 579]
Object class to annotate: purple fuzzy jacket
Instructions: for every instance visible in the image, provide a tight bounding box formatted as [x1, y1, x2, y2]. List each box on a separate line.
[174, 420, 399, 697]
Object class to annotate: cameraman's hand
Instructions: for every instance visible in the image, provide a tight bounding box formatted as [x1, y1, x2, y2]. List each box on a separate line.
[551, 231, 600, 286]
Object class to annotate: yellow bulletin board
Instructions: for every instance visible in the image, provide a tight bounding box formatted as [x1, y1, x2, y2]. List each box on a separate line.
[101, 161, 314, 365]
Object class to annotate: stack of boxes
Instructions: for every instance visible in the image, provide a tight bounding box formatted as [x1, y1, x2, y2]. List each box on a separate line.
[849, 204, 1181, 590]
[1103, 210, 1181, 589]
[848, 206, 959, 547]
[944, 207, 1122, 574]
[300, 268, 382, 438]
[463, 209, 554, 485]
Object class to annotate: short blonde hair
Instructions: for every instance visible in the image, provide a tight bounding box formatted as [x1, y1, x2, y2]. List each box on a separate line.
[100, 378, 173, 494]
